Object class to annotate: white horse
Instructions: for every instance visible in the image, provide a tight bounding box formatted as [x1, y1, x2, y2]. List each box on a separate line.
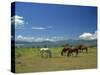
[40, 48, 52, 58]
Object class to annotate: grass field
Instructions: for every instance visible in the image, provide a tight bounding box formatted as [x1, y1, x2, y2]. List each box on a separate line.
[15, 47, 97, 73]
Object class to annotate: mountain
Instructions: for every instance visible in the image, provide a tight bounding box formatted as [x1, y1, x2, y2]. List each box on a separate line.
[15, 39, 97, 48]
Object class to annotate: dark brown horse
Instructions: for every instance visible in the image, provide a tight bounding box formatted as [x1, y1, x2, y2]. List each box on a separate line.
[61, 47, 70, 56]
[61, 45, 88, 57]
[61, 46, 79, 57]
[77, 45, 88, 53]
[67, 48, 79, 57]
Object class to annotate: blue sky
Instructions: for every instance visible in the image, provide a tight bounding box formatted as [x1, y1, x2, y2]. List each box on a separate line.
[11, 2, 97, 41]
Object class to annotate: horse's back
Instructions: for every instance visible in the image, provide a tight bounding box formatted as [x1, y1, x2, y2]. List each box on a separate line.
[40, 48, 50, 51]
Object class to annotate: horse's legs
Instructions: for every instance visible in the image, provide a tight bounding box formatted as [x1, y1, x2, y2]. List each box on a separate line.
[69, 52, 72, 56]
[79, 48, 82, 53]
[40, 51, 44, 58]
[80, 48, 84, 53]
[46, 51, 49, 58]
[82, 48, 88, 53]
[85, 48, 88, 53]
[61, 51, 64, 56]
[67, 51, 70, 57]
[81, 48, 84, 54]
[48, 50, 52, 58]
[76, 50, 78, 56]
[71, 53, 74, 56]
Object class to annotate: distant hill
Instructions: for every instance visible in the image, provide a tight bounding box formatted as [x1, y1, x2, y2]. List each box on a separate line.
[15, 39, 97, 48]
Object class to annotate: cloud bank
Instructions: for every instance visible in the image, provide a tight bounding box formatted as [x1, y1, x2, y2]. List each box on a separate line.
[32, 27, 46, 30]
[79, 31, 97, 40]
[11, 15, 24, 27]
[16, 35, 67, 42]
[32, 26, 52, 30]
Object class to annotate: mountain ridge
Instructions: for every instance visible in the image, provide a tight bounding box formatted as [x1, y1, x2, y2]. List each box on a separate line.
[15, 39, 97, 48]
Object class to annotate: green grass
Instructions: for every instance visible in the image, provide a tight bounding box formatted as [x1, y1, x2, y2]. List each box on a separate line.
[15, 47, 97, 73]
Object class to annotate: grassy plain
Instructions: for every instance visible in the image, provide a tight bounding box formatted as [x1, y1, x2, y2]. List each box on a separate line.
[15, 47, 97, 73]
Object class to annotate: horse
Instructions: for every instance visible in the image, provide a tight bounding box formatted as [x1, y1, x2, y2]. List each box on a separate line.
[61, 47, 70, 56]
[67, 47, 79, 57]
[61, 47, 79, 57]
[40, 48, 52, 58]
[77, 45, 88, 53]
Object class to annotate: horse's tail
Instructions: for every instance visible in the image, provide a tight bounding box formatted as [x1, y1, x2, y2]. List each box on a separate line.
[61, 51, 63, 56]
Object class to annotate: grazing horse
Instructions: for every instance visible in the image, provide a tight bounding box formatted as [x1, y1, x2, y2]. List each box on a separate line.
[40, 48, 52, 58]
[77, 45, 88, 53]
[61, 47, 70, 56]
[67, 47, 79, 57]
[61, 45, 80, 57]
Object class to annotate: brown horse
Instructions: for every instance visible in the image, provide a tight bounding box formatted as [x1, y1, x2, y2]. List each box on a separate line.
[61, 45, 88, 57]
[77, 45, 88, 53]
[61, 47, 70, 56]
[67, 47, 79, 57]
[61, 46, 79, 57]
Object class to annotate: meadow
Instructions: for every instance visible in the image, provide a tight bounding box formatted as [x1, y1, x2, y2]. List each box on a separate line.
[15, 47, 97, 73]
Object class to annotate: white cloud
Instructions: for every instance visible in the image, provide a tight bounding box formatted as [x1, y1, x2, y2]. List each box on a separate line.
[11, 15, 24, 27]
[16, 35, 67, 42]
[32, 27, 46, 30]
[17, 35, 23, 40]
[32, 26, 52, 30]
[16, 35, 35, 42]
[79, 31, 97, 40]
[93, 31, 97, 39]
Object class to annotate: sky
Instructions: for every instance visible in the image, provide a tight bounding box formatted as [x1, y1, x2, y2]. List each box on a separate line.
[11, 2, 97, 42]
